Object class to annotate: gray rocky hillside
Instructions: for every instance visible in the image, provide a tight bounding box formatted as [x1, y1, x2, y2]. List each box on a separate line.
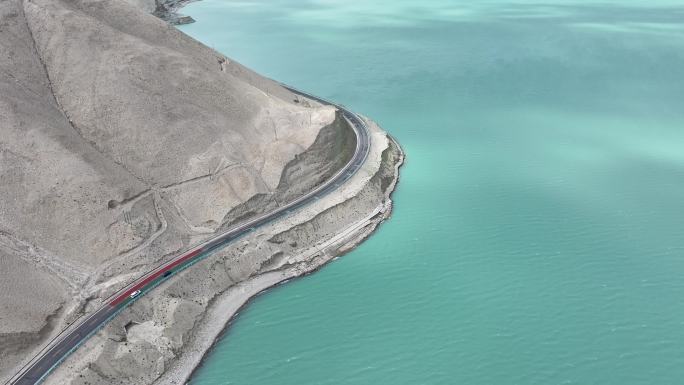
[0, 0, 355, 378]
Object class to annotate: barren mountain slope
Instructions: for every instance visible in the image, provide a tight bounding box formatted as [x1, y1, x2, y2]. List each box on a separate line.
[0, 0, 350, 379]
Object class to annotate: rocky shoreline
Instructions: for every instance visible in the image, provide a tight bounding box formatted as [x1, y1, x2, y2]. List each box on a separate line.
[153, 0, 198, 24]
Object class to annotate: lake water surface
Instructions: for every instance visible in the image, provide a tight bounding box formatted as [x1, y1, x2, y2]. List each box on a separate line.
[178, 1, 684, 384]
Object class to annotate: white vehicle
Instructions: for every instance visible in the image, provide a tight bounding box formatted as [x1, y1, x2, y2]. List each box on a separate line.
[129, 290, 142, 299]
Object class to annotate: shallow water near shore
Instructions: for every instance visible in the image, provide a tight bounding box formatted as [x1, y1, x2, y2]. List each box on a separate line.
[178, 1, 684, 384]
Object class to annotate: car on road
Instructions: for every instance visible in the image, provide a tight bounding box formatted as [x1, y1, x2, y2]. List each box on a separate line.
[129, 290, 141, 299]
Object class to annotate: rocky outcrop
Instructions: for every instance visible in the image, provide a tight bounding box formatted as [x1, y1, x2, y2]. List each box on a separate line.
[124, 0, 197, 24]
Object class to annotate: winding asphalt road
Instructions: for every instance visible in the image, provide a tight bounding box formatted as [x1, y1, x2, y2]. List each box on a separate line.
[7, 86, 371, 385]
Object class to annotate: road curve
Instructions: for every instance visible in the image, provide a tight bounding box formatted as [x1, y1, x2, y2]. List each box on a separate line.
[7, 85, 371, 385]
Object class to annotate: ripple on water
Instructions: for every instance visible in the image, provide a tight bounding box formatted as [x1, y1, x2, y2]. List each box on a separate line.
[179, 0, 684, 384]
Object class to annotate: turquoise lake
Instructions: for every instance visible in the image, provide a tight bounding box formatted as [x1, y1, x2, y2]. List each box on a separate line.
[178, 1, 684, 384]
